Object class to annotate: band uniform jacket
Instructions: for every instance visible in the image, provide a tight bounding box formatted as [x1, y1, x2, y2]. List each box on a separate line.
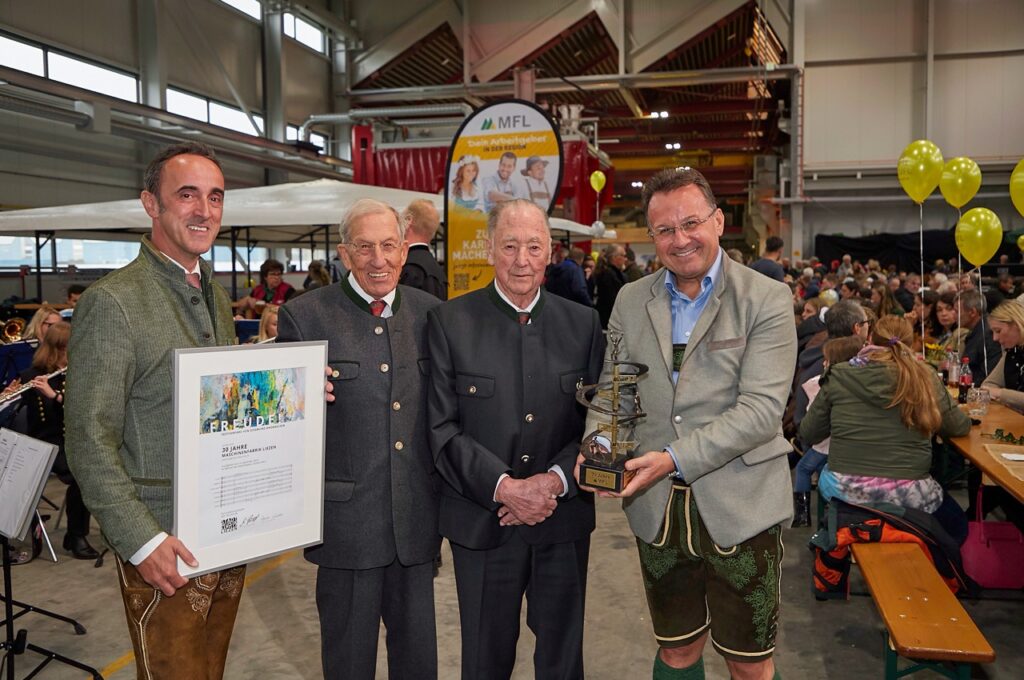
[277, 280, 442, 570]
[591, 257, 798, 549]
[400, 244, 447, 301]
[427, 285, 605, 550]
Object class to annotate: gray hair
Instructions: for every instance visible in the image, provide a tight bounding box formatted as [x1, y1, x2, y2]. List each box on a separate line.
[486, 198, 549, 238]
[338, 198, 404, 243]
[957, 289, 986, 315]
[825, 299, 867, 338]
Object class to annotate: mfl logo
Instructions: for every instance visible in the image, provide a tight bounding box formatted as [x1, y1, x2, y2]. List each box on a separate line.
[480, 115, 532, 130]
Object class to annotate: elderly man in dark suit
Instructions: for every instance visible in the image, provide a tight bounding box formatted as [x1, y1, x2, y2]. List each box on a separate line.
[427, 199, 605, 680]
[277, 198, 441, 680]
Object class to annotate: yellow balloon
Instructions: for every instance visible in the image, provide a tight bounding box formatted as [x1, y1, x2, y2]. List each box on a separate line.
[1011, 158, 1024, 218]
[897, 140, 943, 204]
[955, 207, 1003, 266]
[590, 170, 606, 193]
[1017, 234, 1024, 253]
[939, 157, 981, 209]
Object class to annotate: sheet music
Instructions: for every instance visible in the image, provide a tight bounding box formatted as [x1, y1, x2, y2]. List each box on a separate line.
[0, 428, 57, 540]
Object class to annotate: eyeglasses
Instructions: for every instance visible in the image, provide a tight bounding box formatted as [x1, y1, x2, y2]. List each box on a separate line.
[648, 207, 718, 242]
[346, 240, 400, 258]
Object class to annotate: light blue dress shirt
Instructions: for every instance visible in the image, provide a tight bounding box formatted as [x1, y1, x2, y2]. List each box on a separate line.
[663, 249, 725, 477]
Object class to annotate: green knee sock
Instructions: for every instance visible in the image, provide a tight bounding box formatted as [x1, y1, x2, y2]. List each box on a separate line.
[653, 653, 704, 680]
[773, 669, 781, 679]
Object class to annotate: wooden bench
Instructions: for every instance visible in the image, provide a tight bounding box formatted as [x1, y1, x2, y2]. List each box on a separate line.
[851, 543, 995, 680]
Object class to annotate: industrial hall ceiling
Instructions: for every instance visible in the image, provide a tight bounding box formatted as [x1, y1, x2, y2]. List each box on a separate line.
[347, 0, 789, 205]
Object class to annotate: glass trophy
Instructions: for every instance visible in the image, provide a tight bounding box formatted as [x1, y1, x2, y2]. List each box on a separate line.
[576, 333, 648, 492]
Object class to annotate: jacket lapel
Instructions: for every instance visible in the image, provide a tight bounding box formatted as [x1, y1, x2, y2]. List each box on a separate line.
[645, 271, 674, 377]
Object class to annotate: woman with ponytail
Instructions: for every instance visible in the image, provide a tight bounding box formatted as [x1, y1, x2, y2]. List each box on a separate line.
[800, 315, 971, 543]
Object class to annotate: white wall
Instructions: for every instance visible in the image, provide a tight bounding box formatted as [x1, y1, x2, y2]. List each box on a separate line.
[799, 0, 1024, 256]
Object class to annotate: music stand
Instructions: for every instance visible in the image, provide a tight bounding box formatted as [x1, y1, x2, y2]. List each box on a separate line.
[1, 536, 102, 679]
[0, 429, 102, 679]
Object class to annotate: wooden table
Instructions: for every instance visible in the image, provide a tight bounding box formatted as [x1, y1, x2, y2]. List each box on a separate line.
[947, 402, 1024, 504]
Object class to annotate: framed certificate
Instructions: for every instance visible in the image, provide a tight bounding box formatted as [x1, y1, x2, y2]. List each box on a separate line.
[173, 341, 327, 577]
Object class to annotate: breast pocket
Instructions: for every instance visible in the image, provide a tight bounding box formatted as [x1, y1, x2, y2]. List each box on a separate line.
[328, 361, 359, 382]
[455, 372, 494, 398]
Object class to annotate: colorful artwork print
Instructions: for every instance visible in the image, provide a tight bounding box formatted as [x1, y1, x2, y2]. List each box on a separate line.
[200, 367, 305, 434]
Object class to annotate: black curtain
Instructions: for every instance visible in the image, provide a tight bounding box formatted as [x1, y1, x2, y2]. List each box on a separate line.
[815, 229, 1018, 272]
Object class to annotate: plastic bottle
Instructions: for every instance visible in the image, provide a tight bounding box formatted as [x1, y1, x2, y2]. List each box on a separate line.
[957, 357, 972, 405]
[946, 350, 960, 388]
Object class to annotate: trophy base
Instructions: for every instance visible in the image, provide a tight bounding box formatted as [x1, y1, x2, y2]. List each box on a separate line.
[579, 461, 635, 492]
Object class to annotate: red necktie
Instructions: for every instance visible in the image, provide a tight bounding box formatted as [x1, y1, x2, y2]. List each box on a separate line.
[518, 311, 531, 325]
[186, 272, 201, 289]
[369, 300, 386, 317]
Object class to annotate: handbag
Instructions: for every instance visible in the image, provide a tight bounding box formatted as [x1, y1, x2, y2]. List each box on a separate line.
[960, 486, 1024, 589]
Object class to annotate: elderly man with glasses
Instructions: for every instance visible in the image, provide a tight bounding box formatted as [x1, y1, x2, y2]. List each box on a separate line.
[576, 168, 797, 680]
[277, 198, 442, 680]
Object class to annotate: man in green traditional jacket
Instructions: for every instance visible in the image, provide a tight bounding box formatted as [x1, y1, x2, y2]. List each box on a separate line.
[66, 142, 244, 680]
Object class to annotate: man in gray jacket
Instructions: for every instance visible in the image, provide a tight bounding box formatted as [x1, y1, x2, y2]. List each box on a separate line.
[577, 168, 796, 680]
[67, 142, 244, 680]
[277, 198, 441, 680]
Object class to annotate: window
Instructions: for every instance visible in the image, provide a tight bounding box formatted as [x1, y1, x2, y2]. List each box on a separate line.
[283, 12, 326, 53]
[217, 0, 262, 21]
[166, 88, 209, 122]
[209, 101, 264, 136]
[0, 34, 44, 76]
[286, 124, 327, 152]
[47, 52, 137, 102]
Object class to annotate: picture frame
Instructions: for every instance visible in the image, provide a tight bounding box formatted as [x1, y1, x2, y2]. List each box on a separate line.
[173, 341, 327, 577]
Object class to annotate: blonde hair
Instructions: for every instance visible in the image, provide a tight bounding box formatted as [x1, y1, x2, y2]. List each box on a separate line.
[24, 305, 60, 341]
[257, 305, 279, 342]
[989, 299, 1024, 347]
[866, 315, 941, 436]
[32, 320, 70, 372]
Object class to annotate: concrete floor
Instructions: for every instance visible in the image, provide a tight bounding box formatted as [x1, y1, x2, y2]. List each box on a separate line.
[4, 480, 1022, 679]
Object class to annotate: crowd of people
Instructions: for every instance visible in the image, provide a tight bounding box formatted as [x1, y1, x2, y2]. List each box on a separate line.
[4, 141, 1022, 680]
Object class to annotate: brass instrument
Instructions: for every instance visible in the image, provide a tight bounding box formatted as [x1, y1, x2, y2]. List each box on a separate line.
[1, 317, 25, 343]
[0, 367, 67, 405]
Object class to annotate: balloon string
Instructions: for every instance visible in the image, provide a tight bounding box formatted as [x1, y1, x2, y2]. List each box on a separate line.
[956, 208, 962, 343]
[978, 268, 989, 382]
[919, 202, 925, 346]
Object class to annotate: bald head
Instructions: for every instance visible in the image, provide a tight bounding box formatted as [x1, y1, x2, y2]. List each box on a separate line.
[402, 199, 440, 244]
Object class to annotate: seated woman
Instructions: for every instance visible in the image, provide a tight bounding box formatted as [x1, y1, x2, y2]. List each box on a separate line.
[973, 295, 1024, 532]
[253, 304, 279, 343]
[23, 304, 61, 343]
[20, 321, 99, 559]
[934, 291, 968, 354]
[869, 282, 904, 318]
[241, 258, 295, 314]
[982, 295, 1024, 409]
[800, 315, 971, 544]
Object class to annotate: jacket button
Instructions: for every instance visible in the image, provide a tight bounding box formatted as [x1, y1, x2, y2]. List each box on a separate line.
[394, 441, 404, 451]
[332, 370, 340, 378]
[468, 385, 477, 394]
[673, 415, 683, 424]
[203, 332, 211, 340]
[380, 363, 390, 373]
[190, 296, 200, 305]
[521, 454, 531, 463]
[392, 401, 401, 411]
[374, 326, 383, 335]
[525, 413, 534, 423]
